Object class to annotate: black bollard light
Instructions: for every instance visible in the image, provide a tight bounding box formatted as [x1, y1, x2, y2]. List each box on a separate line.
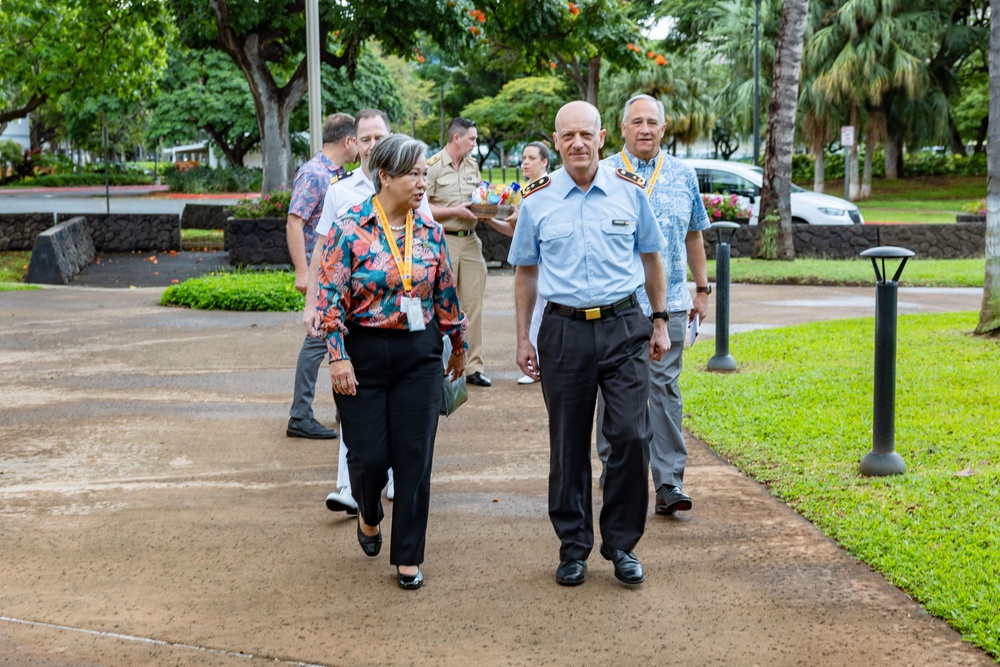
[858, 246, 914, 476]
[707, 221, 741, 372]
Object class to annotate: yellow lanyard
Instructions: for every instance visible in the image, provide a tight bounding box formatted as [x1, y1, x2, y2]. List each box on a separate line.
[372, 196, 414, 294]
[620, 150, 663, 196]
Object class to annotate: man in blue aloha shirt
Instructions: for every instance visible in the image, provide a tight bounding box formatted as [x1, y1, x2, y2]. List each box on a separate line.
[599, 94, 712, 516]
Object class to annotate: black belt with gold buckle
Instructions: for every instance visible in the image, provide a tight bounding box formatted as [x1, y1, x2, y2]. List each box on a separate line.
[548, 292, 638, 321]
[444, 229, 475, 237]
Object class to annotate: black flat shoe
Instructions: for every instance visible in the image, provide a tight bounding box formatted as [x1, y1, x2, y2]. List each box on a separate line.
[599, 543, 645, 585]
[396, 567, 423, 590]
[466, 372, 492, 387]
[555, 559, 587, 586]
[356, 518, 381, 557]
[655, 485, 692, 515]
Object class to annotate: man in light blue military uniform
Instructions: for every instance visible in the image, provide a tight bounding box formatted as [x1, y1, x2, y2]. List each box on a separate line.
[598, 94, 712, 516]
[508, 100, 670, 588]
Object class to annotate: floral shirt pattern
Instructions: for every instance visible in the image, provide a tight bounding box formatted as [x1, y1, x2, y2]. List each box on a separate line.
[317, 197, 469, 361]
[603, 150, 710, 313]
[289, 152, 346, 264]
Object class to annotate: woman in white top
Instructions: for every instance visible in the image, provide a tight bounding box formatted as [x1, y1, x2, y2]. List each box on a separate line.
[514, 142, 550, 385]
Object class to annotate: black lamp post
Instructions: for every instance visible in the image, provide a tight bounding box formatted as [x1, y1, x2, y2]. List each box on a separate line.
[858, 246, 914, 476]
[707, 222, 741, 372]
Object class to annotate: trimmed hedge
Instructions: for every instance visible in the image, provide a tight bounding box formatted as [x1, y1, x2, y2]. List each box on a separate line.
[791, 151, 987, 182]
[23, 173, 154, 187]
[160, 270, 304, 311]
[164, 165, 262, 194]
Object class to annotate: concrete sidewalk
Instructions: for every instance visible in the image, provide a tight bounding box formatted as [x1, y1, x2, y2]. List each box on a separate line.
[0, 278, 990, 666]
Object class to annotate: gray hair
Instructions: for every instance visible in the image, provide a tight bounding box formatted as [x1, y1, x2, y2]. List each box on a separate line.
[370, 134, 428, 194]
[622, 94, 666, 126]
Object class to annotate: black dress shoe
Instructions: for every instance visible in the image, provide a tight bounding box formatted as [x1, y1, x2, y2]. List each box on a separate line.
[397, 567, 424, 590]
[555, 559, 587, 586]
[466, 372, 492, 387]
[356, 519, 382, 557]
[286, 418, 338, 440]
[599, 544, 645, 585]
[655, 485, 692, 515]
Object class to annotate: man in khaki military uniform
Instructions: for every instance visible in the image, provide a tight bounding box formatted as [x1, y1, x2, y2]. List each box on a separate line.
[426, 117, 492, 387]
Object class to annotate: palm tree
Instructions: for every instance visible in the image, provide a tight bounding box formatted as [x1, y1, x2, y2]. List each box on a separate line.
[806, 0, 942, 200]
[976, 0, 1000, 336]
[753, 0, 809, 260]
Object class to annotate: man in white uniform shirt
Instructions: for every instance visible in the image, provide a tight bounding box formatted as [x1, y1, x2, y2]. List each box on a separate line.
[305, 109, 434, 514]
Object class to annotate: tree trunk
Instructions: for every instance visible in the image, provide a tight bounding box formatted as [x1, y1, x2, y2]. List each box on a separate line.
[977, 0, 1000, 335]
[861, 123, 877, 200]
[812, 131, 825, 193]
[884, 133, 902, 179]
[585, 57, 600, 107]
[753, 0, 808, 261]
[210, 0, 308, 192]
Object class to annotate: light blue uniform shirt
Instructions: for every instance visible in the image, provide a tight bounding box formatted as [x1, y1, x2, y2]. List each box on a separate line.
[603, 149, 710, 315]
[507, 164, 666, 309]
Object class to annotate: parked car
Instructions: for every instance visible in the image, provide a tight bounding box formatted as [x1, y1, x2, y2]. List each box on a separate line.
[682, 158, 864, 225]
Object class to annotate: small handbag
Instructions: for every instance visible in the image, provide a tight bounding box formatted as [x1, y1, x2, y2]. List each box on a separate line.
[440, 336, 468, 416]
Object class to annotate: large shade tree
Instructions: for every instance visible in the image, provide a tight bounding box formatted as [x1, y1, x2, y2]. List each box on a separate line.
[978, 0, 1000, 336]
[470, 0, 651, 106]
[0, 0, 172, 130]
[461, 77, 569, 162]
[754, 0, 810, 260]
[170, 0, 475, 192]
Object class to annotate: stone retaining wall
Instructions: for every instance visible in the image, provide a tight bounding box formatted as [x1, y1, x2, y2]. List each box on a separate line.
[55, 213, 181, 252]
[24, 217, 95, 285]
[0, 212, 55, 251]
[702, 223, 985, 260]
[227, 217, 291, 266]
[181, 204, 231, 230]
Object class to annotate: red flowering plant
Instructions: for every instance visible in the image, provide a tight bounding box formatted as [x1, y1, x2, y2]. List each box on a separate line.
[232, 189, 292, 218]
[701, 193, 752, 222]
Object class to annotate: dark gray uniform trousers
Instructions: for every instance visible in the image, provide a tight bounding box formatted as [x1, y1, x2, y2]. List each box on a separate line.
[597, 311, 688, 490]
[538, 302, 653, 561]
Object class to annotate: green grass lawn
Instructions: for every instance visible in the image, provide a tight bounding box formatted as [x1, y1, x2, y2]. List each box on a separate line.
[708, 258, 984, 287]
[680, 311, 1000, 658]
[802, 176, 984, 224]
[0, 250, 38, 292]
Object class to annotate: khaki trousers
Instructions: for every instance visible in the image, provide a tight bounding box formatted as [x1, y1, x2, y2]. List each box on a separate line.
[444, 232, 487, 375]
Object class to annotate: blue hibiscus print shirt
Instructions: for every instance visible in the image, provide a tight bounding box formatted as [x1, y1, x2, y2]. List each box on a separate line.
[602, 149, 710, 314]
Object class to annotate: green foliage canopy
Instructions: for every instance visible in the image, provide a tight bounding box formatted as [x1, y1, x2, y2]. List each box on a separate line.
[0, 0, 174, 125]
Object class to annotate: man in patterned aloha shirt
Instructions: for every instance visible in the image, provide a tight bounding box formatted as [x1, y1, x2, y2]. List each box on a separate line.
[599, 94, 712, 516]
[285, 112, 358, 440]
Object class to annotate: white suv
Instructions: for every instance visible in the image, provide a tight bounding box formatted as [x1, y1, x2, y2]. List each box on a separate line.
[683, 158, 864, 225]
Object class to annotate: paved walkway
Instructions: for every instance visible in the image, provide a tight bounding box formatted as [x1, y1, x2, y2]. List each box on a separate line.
[0, 278, 990, 666]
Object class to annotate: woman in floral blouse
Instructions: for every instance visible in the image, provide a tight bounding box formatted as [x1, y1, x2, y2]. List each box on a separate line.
[317, 134, 467, 590]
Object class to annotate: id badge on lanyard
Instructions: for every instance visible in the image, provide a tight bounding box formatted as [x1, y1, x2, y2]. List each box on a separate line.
[400, 296, 426, 331]
[374, 196, 425, 332]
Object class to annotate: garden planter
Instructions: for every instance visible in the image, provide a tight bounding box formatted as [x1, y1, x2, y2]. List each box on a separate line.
[226, 216, 291, 266]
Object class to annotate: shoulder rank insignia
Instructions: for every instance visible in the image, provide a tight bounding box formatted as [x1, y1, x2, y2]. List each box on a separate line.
[427, 152, 443, 166]
[330, 170, 353, 186]
[615, 168, 646, 188]
[521, 175, 550, 198]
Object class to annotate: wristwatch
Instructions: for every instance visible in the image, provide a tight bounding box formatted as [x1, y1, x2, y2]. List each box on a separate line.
[696, 285, 712, 295]
[650, 311, 670, 322]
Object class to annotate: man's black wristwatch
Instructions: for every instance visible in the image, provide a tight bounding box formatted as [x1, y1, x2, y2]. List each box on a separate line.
[650, 311, 670, 322]
[696, 285, 712, 295]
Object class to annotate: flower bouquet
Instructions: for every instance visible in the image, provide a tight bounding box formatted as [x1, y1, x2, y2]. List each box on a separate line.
[701, 193, 752, 223]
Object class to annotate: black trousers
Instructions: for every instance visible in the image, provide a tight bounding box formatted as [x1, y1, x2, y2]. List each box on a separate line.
[538, 303, 653, 561]
[334, 323, 443, 566]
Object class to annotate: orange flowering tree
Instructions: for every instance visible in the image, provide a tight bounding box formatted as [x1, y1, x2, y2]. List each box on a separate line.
[466, 0, 657, 106]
